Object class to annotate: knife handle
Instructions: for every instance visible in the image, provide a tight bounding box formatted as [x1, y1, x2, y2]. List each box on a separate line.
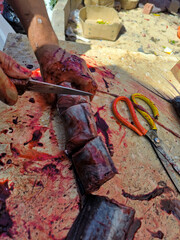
[10, 78, 29, 95]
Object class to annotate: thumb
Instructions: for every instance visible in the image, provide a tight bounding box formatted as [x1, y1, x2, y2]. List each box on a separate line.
[0, 68, 18, 105]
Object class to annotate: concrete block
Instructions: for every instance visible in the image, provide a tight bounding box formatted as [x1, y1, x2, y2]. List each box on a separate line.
[52, 0, 71, 41]
[143, 3, 154, 14]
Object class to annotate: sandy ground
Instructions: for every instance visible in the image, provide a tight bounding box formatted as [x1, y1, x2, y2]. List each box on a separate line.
[70, 8, 180, 58]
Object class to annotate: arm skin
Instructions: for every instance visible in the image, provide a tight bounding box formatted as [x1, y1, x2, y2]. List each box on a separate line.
[7, 0, 59, 58]
[7, 0, 97, 103]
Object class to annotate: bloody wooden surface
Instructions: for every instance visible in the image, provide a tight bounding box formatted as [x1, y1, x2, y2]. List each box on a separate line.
[0, 33, 180, 239]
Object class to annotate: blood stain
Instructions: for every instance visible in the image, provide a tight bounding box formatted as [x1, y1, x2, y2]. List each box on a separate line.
[160, 199, 180, 220]
[6, 159, 12, 164]
[24, 130, 42, 146]
[10, 143, 20, 157]
[147, 229, 164, 239]
[122, 186, 171, 201]
[94, 107, 114, 156]
[42, 164, 60, 176]
[29, 98, 35, 103]
[27, 114, 34, 118]
[102, 78, 109, 91]
[89, 67, 96, 72]
[0, 129, 8, 134]
[0, 180, 13, 237]
[12, 117, 19, 125]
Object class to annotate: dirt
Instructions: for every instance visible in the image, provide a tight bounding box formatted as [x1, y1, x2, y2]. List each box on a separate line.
[73, 8, 180, 58]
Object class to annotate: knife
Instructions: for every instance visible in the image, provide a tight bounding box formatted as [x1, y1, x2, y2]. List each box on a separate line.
[10, 78, 92, 96]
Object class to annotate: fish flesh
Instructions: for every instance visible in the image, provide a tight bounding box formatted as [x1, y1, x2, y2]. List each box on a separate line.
[72, 136, 117, 193]
[66, 194, 141, 240]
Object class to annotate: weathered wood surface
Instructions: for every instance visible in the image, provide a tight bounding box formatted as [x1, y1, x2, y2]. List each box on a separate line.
[0, 33, 179, 239]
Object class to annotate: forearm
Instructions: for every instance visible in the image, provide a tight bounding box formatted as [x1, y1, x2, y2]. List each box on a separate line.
[7, 0, 59, 59]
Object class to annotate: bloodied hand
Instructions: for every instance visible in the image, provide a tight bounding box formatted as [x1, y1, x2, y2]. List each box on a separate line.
[36, 45, 97, 102]
[0, 51, 31, 105]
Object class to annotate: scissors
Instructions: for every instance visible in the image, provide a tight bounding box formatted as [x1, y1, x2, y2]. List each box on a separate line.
[112, 93, 180, 193]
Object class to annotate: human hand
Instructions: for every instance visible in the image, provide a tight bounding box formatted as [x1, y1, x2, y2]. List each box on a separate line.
[35, 45, 97, 103]
[0, 51, 31, 105]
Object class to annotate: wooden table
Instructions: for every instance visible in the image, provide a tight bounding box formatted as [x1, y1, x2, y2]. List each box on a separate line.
[0, 33, 179, 239]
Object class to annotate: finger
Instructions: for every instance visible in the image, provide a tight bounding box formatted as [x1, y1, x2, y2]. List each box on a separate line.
[0, 68, 18, 105]
[0, 51, 31, 79]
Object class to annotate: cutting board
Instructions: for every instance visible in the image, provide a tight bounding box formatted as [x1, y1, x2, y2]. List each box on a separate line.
[0, 33, 179, 240]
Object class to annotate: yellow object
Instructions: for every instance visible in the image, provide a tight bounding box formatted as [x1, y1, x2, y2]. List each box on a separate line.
[79, 6, 123, 41]
[164, 47, 173, 55]
[96, 19, 109, 24]
[131, 93, 159, 130]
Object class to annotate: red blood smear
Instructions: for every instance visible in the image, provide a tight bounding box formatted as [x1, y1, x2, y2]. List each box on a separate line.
[94, 107, 114, 156]
[0, 129, 8, 134]
[0, 181, 13, 237]
[147, 229, 164, 239]
[122, 186, 171, 201]
[24, 130, 42, 146]
[12, 117, 19, 125]
[42, 164, 60, 176]
[102, 78, 109, 91]
[153, 119, 180, 139]
[10, 143, 20, 157]
[29, 98, 35, 103]
[0, 153, 6, 166]
[160, 199, 180, 220]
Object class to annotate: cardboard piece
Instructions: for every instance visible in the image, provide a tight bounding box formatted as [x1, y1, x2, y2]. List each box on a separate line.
[79, 5, 122, 41]
[84, 0, 114, 7]
[120, 0, 138, 10]
[171, 60, 180, 83]
[70, 0, 82, 11]
[143, 3, 154, 14]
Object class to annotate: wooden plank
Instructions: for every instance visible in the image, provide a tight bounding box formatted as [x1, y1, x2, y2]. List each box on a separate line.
[1, 33, 179, 240]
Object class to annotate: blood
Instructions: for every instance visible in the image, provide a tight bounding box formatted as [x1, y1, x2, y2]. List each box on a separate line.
[42, 163, 60, 176]
[6, 159, 12, 164]
[10, 143, 20, 157]
[0, 153, 6, 159]
[0, 180, 13, 237]
[27, 114, 34, 118]
[160, 199, 180, 220]
[147, 229, 164, 239]
[12, 117, 19, 125]
[94, 106, 114, 156]
[102, 78, 109, 91]
[24, 130, 42, 146]
[153, 119, 180, 139]
[89, 67, 96, 72]
[0, 129, 8, 134]
[0, 153, 6, 166]
[29, 98, 35, 103]
[0, 161, 4, 166]
[122, 186, 171, 201]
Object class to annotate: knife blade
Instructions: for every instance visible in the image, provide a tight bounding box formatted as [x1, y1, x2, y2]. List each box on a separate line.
[10, 78, 92, 96]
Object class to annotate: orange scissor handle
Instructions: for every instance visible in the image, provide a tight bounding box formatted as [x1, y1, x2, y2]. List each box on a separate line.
[112, 96, 148, 136]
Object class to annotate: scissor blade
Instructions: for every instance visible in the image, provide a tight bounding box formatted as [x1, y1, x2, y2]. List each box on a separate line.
[151, 144, 180, 193]
[27, 79, 92, 96]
